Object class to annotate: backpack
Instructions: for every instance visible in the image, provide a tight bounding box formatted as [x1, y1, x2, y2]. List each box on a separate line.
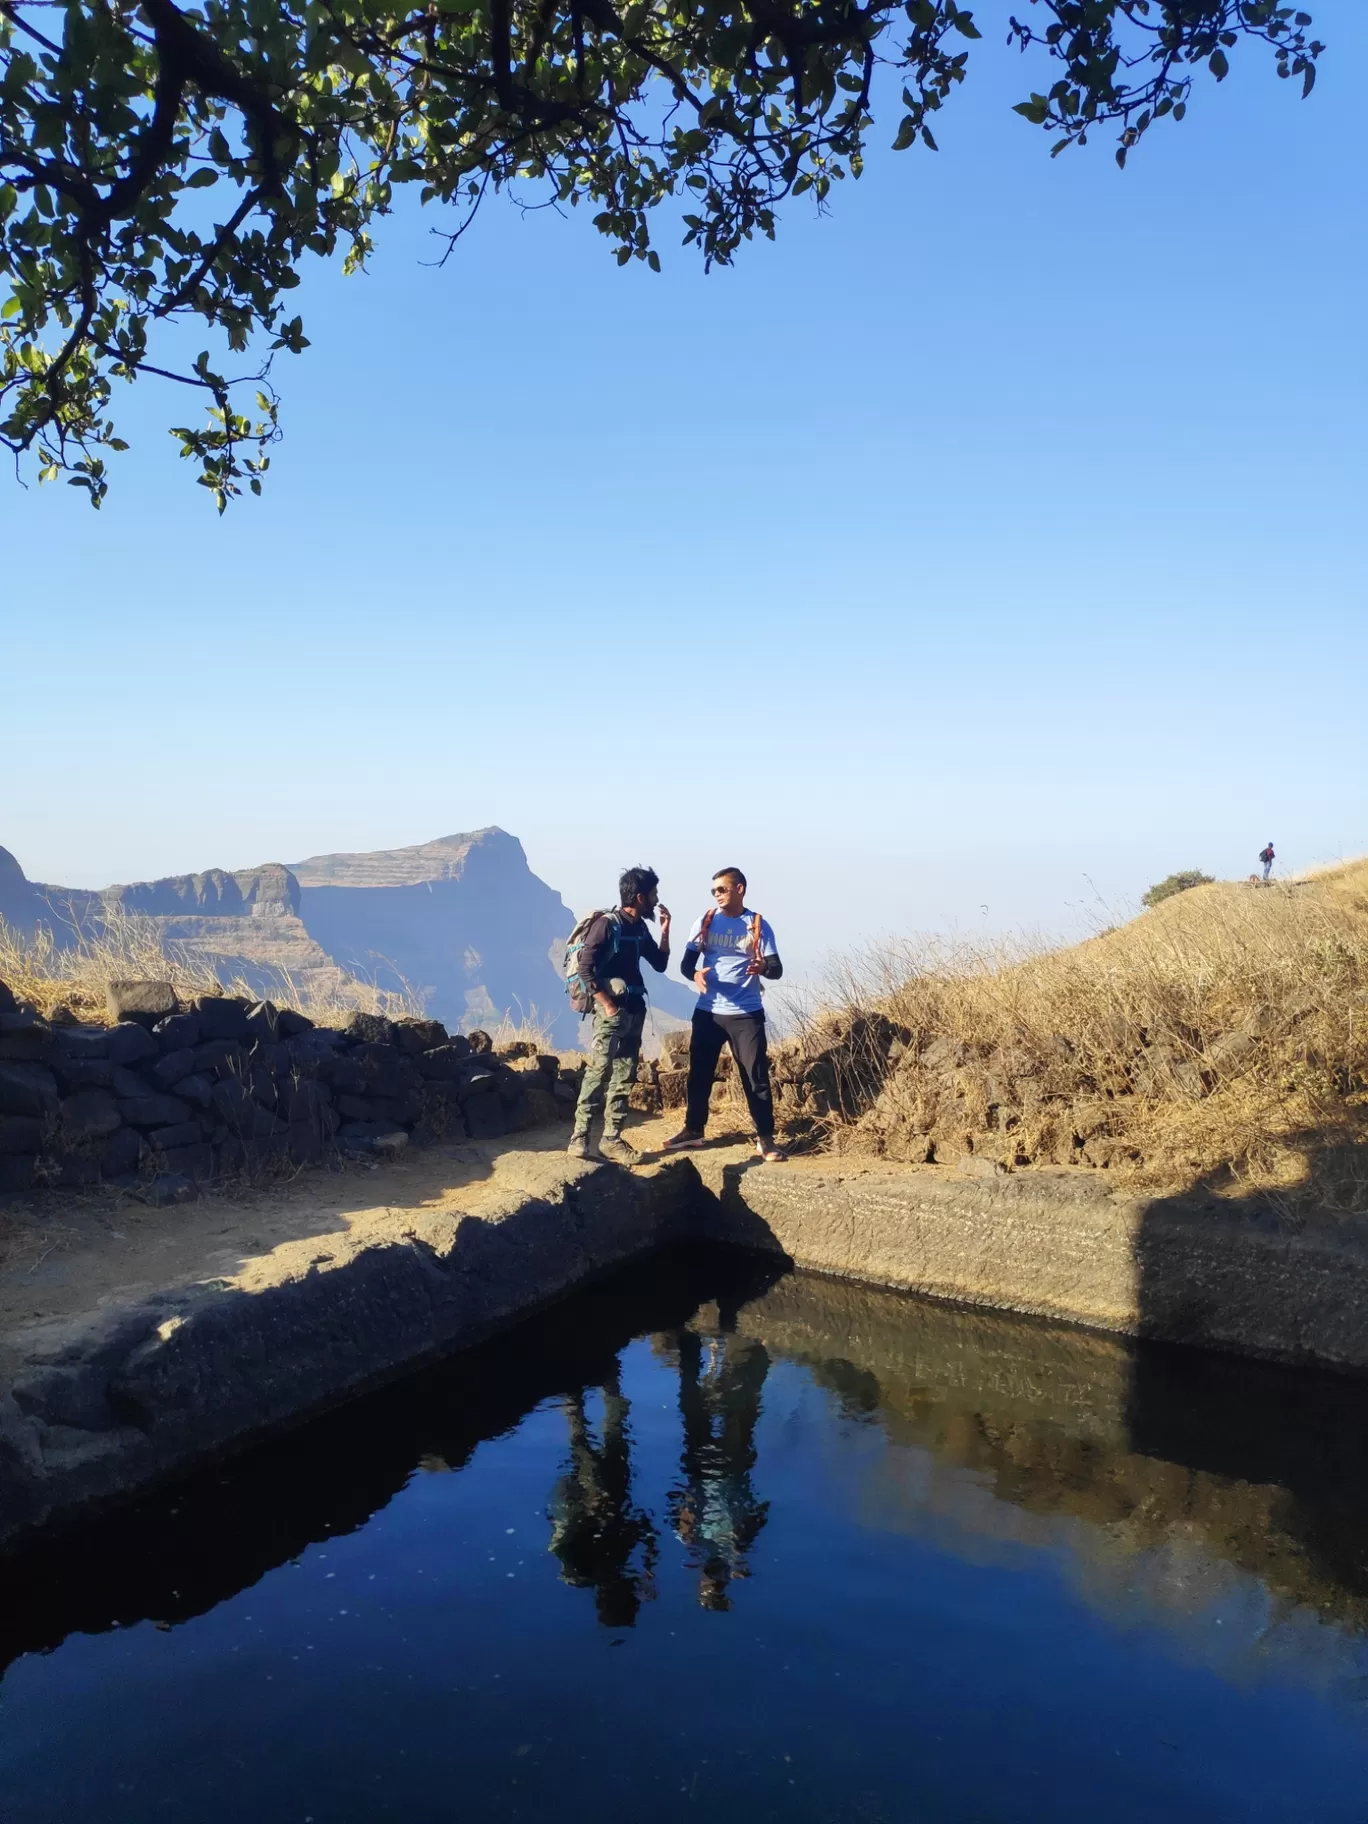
[562, 910, 621, 1016]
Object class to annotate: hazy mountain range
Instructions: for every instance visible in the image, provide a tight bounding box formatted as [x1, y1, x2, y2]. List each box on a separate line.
[0, 828, 694, 1047]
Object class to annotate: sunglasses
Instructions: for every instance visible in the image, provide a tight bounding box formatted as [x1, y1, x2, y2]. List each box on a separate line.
[711, 884, 738, 896]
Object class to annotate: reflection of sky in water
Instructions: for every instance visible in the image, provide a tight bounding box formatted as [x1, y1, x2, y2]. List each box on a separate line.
[4, 1260, 1368, 1822]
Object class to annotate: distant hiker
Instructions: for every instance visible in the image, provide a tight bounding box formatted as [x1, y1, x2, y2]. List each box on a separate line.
[1260, 842, 1275, 882]
[566, 867, 670, 1165]
[662, 867, 785, 1163]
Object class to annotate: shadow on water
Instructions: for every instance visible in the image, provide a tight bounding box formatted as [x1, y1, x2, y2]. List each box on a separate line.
[0, 1243, 786, 1672]
[10, 1221, 1368, 1681]
[1123, 1138, 1368, 1623]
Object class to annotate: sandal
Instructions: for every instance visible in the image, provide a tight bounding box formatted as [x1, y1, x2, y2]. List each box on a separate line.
[754, 1141, 788, 1163]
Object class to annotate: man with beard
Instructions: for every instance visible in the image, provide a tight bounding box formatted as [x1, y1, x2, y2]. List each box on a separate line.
[568, 865, 670, 1164]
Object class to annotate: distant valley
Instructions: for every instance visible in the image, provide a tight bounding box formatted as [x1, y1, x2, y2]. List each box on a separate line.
[0, 829, 695, 1048]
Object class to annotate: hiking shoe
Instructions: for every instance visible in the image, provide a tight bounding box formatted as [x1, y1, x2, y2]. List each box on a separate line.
[598, 1135, 640, 1166]
[661, 1129, 705, 1152]
[567, 1134, 592, 1161]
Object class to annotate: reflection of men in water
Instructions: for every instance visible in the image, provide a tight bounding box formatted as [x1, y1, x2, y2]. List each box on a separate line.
[547, 1367, 658, 1627]
[667, 1329, 771, 1611]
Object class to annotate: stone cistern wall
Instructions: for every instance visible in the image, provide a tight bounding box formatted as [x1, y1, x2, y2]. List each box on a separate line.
[0, 976, 579, 1202]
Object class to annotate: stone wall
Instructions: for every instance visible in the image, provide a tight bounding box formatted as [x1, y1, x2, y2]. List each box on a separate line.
[0, 976, 581, 1203]
[686, 1151, 1368, 1374]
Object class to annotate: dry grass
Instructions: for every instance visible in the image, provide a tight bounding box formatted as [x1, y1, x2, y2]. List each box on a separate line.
[0, 907, 421, 1027]
[777, 860, 1368, 1211]
[485, 1008, 558, 1050]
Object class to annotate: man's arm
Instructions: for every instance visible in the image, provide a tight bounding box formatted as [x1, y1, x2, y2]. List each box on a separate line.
[745, 920, 783, 979]
[680, 915, 710, 991]
[640, 930, 668, 973]
[641, 905, 671, 972]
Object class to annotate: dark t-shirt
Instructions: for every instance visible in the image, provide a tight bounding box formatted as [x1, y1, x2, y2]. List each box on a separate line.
[578, 912, 667, 998]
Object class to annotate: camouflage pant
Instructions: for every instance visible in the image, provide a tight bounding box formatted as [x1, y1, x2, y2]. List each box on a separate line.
[573, 1000, 645, 1139]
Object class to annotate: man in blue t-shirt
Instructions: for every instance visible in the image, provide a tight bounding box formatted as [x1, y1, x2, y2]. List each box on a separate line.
[662, 867, 786, 1162]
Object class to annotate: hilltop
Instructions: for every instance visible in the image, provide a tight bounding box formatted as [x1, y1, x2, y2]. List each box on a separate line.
[776, 860, 1368, 1211]
[0, 831, 693, 1047]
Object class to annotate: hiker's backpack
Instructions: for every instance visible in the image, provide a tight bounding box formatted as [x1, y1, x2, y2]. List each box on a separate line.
[562, 910, 620, 1016]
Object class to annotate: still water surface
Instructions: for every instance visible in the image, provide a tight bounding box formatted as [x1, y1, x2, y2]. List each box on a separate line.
[4, 1246, 1368, 1821]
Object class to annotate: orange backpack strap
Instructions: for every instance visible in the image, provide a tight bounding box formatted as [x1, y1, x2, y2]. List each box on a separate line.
[694, 907, 764, 964]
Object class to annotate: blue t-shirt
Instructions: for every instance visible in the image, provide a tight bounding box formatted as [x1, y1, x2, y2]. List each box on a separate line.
[687, 909, 778, 1016]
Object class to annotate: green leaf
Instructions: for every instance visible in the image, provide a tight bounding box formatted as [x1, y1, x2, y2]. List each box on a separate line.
[0, 0, 1323, 510]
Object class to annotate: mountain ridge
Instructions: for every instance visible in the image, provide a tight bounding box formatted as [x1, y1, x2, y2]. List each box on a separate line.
[0, 830, 695, 1045]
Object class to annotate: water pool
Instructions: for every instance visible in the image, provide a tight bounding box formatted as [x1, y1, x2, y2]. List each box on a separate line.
[3, 1246, 1368, 1822]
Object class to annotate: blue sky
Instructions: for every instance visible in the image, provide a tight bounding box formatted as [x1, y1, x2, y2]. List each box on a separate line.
[2, 3, 1363, 992]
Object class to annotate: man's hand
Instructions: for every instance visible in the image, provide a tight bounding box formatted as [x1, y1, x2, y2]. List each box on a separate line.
[745, 957, 766, 976]
[693, 969, 711, 993]
[598, 994, 620, 1017]
[657, 905, 671, 942]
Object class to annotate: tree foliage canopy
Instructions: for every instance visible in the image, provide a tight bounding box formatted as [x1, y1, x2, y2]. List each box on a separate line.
[1143, 870, 1216, 908]
[0, 0, 1322, 505]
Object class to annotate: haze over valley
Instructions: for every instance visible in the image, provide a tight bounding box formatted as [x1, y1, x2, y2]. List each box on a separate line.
[0, 829, 697, 1047]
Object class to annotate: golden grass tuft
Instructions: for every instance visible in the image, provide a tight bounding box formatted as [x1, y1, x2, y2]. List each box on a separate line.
[777, 860, 1368, 1211]
[0, 907, 421, 1027]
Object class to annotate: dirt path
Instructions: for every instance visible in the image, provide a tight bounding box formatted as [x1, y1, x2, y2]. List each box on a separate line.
[0, 1132, 578, 1378]
[0, 1117, 786, 1382]
[0, 1112, 781, 1327]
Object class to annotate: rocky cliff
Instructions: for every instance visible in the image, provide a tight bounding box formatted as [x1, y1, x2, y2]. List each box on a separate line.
[1, 831, 694, 1048]
[0, 847, 46, 938]
[290, 829, 579, 1041]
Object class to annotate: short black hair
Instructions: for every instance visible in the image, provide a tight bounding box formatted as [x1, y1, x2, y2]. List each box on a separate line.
[619, 865, 659, 905]
[712, 866, 747, 891]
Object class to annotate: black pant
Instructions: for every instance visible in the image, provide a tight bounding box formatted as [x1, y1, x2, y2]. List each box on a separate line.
[686, 1009, 774, 1143]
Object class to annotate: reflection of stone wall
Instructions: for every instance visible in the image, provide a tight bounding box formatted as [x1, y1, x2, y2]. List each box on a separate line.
[729, 1273, 1368, 1652]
